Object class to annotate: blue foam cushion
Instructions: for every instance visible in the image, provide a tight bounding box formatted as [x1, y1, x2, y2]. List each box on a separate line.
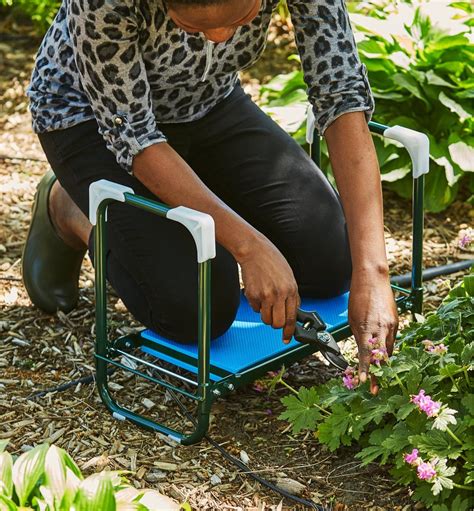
[140, 292, 349, 378]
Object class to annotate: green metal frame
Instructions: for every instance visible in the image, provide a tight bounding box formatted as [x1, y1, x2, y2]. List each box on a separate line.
[93, 121, 426, 445]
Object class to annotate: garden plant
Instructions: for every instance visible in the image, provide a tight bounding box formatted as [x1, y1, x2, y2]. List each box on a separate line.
[274, 269, 474, 510]
[0, 442, 189, 511]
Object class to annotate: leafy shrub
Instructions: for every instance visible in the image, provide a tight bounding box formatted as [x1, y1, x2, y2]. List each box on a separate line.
[259, 2, 474, 212]
[0, 442, 189, 511]
[0, 0, 60, 31]
[275, 270, 474, 510]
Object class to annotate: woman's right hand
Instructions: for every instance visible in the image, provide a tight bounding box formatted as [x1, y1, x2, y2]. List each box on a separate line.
[238, 237, 300, 343]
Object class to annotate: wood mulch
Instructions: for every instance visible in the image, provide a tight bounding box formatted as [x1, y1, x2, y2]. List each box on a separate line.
[0, 24, 472, 511]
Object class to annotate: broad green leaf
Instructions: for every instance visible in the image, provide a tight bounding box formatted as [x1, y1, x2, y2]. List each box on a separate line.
[73, 472, 116, 511]
[59, 467, 82, 511]
[12, 444, 48, 506]
[393, 74, 429, 106]
[425, 70, 457, 88]
[427, 33, 470, 52]
[0, 494, 16, 511]
[0, 443, 8, 455]
[138, 490, 181, 510]
[438, 91, 471, 122]
[0, 452, 13, 498]
[449, 140, 474, 172]
[44, 445, 68, 504]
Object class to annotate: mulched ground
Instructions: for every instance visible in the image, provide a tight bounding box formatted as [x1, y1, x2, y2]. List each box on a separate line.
[0, 23, 473, 511]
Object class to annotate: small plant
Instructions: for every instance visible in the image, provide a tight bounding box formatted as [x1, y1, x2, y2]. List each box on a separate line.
[0, 442, 189, 511]
[276, 270, 474, 510]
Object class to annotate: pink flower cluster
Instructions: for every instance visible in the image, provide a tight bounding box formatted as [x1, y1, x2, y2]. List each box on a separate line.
[342, 366, 358, 390]
[411, 389, 442, 417]
[422, 339, 447, 355]
[403, 449, 437, 481]
[368, 337, 388, 366]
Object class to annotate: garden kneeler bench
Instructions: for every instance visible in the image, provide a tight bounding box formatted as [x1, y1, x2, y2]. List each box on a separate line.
[90, 118, 429, 445]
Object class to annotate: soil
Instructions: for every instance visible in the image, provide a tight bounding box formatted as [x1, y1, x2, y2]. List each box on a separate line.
[0, 20, 472, 511]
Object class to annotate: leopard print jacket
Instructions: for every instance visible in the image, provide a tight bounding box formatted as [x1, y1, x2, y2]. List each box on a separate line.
[27, 0, 374, 173]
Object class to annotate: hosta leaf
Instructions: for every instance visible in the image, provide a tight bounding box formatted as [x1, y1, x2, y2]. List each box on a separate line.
[12, 444, 48, 506]
[44, 445, 67, 504]
[73, 472, 116, 511]
[138, 490, 181, 510]
[0, 494, 16, 511]
[0, 452, 13, 498]
[449, 140, 474, 172]
[438, 91, 471, 122]
[393, 73, 430, 106]
[116, 503, 147, 511]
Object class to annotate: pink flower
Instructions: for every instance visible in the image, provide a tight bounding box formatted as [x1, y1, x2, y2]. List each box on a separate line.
[422, 340, 447, 355]
[417, 461, 437, 481]
[431, 344, 447, 355]
[411, 389, 442, 417]
[342, 366, 358, 390]
[370, 347, 388, 366]
[459, 234, 472, 249]
[367, 337, 378, 346]
[404, 448, 419, 465]
[252, 383, 265, 393]
[422, 339, 434, 351]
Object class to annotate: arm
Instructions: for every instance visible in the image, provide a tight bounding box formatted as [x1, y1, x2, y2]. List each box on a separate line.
[325, 112, 398, 390]
[289, 0, 396, 386]
[133, 144, 300, 342]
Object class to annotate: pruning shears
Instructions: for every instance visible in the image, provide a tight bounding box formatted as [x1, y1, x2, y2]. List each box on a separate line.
[294, 308, 348, 371]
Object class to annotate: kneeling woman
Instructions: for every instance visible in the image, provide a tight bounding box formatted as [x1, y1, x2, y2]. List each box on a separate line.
[24, 0, 398, 385]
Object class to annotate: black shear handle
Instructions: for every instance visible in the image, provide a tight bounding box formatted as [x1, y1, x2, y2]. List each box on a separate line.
[296, 309, 326, 331]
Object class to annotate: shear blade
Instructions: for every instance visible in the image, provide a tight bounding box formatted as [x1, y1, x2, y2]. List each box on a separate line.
[321, 350, 348, 371]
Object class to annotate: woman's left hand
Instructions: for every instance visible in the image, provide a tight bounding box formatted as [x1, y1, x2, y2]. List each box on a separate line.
[348, 268, 399, 395]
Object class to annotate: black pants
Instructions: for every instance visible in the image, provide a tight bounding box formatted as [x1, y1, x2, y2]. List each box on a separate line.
[38, 85, 352, 342]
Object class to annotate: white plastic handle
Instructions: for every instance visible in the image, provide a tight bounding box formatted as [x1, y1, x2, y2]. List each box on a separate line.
[384, 126, 430, 179]
[306, 105, 316, 145]
[89, 180, 134, 225]
[167, 206, 216, 263]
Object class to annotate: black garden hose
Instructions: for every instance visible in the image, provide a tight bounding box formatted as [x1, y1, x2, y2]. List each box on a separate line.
[390, 260, 473, 287]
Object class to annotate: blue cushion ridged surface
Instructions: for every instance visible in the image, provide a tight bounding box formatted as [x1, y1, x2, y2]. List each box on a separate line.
[140, 292, 349, 378]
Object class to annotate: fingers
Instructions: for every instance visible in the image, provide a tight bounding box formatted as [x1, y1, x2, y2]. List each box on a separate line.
[357, 337, 372, 383]
[282, 294, 298, 343]
[370, 374, 379, 395]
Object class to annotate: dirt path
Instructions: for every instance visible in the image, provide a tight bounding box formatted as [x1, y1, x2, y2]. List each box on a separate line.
[0, 33, 472, 511]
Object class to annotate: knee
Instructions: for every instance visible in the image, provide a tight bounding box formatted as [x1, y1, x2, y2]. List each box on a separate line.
[148, 249, 240, 343]
[296, 223, 352, 298]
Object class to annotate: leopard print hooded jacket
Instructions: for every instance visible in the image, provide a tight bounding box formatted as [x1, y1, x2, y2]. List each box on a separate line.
[27, 0, 375, 173]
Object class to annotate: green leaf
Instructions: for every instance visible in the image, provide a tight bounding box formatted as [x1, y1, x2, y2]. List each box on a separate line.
[12, 444, 48, 506]
[393, 74, 430, 106]
[438, 91, 472, 122]
[279, 387, 323, 434]
[449, 140, 474, 172]
[409, 430, 463, 459]
[0, 443, 8, 455]
[73, 472, 116, 511]
[0, 494, 16, 511]
[0, 452, 13, 499]
[317, 404, 352, 451]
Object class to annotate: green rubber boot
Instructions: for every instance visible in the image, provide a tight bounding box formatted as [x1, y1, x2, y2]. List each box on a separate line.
[22, 170, 86, 313]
